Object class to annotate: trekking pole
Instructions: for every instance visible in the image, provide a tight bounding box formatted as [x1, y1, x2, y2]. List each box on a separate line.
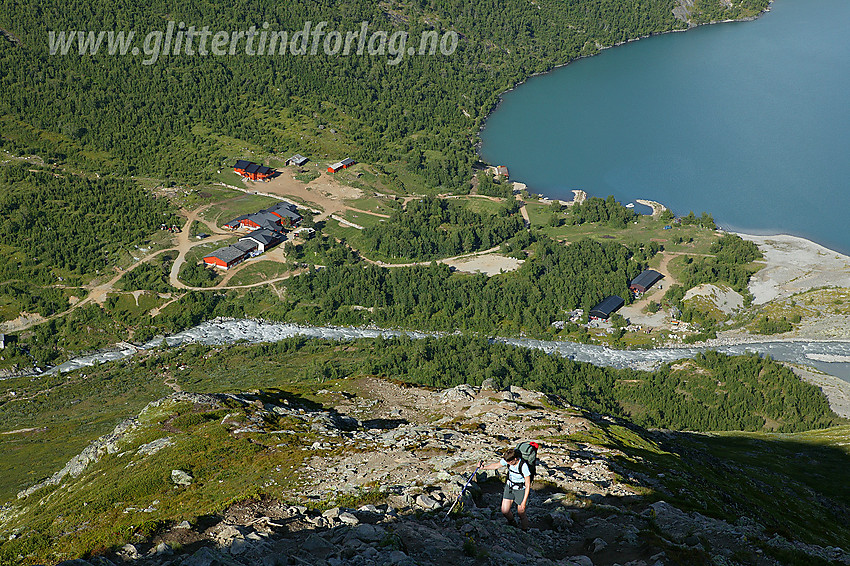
[445, 461, 483, 518]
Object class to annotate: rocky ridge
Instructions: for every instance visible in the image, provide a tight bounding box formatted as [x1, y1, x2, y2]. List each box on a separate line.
[6, 378, 850, 566]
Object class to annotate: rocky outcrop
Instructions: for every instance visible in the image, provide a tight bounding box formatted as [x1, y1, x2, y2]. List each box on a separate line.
[10, 381, 850, 565]
[17, 418, 139, 499]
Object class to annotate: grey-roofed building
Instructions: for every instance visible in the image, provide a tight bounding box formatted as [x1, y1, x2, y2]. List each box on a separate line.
[328, 158, 356, 172]
[265, 202, 302, 226]
[286, 154, 308, 166]
[233, 240, 258, 254]
[224, 214, 250, 230]
[203, 245, 249, 270]
[243, 211, 283, 231]
[630, 269, 664, 294]
[240, 229, 283, 252]
[589, 295, 625, 320]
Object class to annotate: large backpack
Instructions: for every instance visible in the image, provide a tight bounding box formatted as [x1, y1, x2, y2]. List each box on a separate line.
[516, 441, 540, 482]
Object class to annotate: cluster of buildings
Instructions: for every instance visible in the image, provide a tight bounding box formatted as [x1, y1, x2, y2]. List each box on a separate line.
[588, 269, 664, 321]
[223, 201, 302, 232]
[203, 201, 302, 270]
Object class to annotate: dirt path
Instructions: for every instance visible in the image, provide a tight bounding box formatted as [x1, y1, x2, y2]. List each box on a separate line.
[169, 204, 235, 289]
[149, 294, 185, 317]
[360, 246, 503, 269]
[516, 195, 531, 227]
[259, 171, 360, 221]
[627, 252, 682, 312]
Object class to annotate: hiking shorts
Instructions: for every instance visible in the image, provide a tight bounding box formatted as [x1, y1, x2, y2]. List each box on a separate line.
[503, 483, 528, 505]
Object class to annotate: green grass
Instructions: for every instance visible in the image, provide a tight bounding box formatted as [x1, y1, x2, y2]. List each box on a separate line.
[0, 393, 315, 565]
[225, 260, 292, 287]
[577, 420, 850, 549]
[172, 186, 243, 212]
[0, 364, 172, 503]
[343, 196, 400, 216]
[200, 194, 281, 228]
[524, 201, 721, 255]
[294, 170, 320, 183]
[458, 196, 510, 216]
[0, 340, 362, 508]
[340, 210, 385, 229]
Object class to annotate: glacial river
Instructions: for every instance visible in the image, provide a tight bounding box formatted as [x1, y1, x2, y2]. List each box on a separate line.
[48, 319, 850, 383]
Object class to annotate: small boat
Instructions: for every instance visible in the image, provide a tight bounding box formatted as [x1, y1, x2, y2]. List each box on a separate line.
[625, 203, 635, 208]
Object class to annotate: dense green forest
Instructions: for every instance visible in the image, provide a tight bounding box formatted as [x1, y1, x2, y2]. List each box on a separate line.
[570, 195, 638, 228]
[690, 0, 770, 24]
[361, 196, 524, 260]
[0, 0, 759, 186]
[671, 234, 761, 295]
[359, 336, 838, 432]
[0, 163, 178, 318]
[282, 237, 651, 332]
[0, 164, 176, 278]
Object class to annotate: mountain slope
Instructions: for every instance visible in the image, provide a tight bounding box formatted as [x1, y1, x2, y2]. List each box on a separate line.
[2, 376, 849, 565]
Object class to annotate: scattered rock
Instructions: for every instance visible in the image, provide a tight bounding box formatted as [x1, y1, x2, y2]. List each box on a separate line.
[415, 494, 440, 509]
[171, 469, 193, 486]
[440, 384, 477, 403]
[589, 537, 607, 553]
[302, 533, 337, 558]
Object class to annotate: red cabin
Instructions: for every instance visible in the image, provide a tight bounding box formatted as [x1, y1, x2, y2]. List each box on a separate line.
[328, 158, 356, 173]
[234, 160, 275, 181]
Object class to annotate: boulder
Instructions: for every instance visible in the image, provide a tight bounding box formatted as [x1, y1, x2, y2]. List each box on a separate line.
[171, 469, 193, 486]
[352, 523, 386, 543]
[181, 547, 244, 566]
[415, 494, 440, 510]
[301, 533, 337, 558]
[589, 537, 607, 553]
[440, 384, 476, 403]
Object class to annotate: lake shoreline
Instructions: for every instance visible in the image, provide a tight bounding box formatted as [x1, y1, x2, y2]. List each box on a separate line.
[477, 2, 774, 143]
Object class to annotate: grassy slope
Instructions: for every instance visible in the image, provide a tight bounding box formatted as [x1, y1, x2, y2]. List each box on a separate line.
[0, 349, 848, 563]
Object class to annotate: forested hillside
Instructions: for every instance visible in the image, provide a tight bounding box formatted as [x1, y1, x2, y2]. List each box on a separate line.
[282, 237, 650, 332]
[0, 163, 177, 319]
[361, 196, 524, 260]
[0, 0, 766, 186]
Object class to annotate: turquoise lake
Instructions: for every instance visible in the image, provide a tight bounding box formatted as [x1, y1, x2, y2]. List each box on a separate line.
[479, 0, 850, 254]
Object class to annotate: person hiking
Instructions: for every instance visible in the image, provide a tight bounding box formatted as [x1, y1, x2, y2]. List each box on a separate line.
[481, 448, 532, 529]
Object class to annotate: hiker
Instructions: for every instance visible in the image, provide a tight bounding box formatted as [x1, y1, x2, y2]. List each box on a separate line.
[481, 448, 532, 529]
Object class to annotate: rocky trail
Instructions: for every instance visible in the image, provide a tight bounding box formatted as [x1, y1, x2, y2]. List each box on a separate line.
[14, 377, 850, 566]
